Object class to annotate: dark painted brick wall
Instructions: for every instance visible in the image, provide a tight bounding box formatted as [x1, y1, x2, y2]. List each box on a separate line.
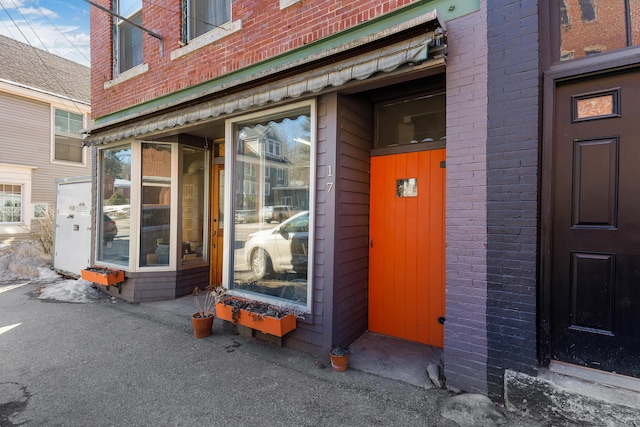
[444, 4, 489, 395]
[486, 0, 540, 400]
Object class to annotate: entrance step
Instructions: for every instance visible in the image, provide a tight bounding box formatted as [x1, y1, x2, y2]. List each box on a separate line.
[505, 365, 640, 425]
[349, 332, 443, 389]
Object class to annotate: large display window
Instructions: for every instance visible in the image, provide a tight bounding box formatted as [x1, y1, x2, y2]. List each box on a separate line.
[226, 102, 314, 309]
[97, 142, 208, 271]
[98, 144, 132, 266]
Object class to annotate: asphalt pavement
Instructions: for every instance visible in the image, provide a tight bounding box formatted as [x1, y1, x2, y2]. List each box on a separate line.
[0, 279, 563, 426]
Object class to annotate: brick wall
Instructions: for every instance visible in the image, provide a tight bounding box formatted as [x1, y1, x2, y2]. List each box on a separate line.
[444, 1, 489, 395]
[90, 0, 415, 119]
[486, 0, 540, 400]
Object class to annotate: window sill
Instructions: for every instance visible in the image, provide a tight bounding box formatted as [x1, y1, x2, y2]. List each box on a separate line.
[170, 20, 242, 61]
[280, 0, 301, 9]
[0, 224, 27, 234]
[51, 159, 87, 167]
[104, 63, 149, 89]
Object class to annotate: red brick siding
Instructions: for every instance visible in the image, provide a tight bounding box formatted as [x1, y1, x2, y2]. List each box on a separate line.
[90, 0, 415, 118]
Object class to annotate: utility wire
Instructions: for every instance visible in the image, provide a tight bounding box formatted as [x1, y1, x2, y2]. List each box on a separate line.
[2, 0, 230, 115]
[0, 1, 88, 116]
[35, 3, 92, 68]
[31, 0, 115, 87]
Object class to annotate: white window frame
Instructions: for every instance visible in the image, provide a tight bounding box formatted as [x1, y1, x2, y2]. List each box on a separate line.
[33, 203, 48, 218]
[0, 183, 23, 224]
[171, 0, 241, 61]
[223, 99, 316, 312]
[114, 0, 144, 76]
[96, 142, 134, 269]
[0, 165, 35, 233]
[51, 107, 86, 165]
[280, 0, 301, 9]
[96, 141, 179, 273]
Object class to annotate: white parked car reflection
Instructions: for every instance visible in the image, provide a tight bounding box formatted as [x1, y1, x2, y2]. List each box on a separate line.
[245, 211, 309, 279]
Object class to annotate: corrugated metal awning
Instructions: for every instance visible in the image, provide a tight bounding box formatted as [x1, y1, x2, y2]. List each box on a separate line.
[86, 30, 446, 145]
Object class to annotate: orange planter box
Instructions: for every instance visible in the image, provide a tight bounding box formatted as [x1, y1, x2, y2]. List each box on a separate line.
[81, 268, 125, 286]
[216, 299, 297, 337]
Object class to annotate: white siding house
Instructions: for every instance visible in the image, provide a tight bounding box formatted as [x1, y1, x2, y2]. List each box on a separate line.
[0, 35, 91, 244]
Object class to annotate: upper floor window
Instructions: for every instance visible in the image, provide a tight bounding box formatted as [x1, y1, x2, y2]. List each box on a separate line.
[185, 0, 231, 41]
[115, 0, 143, 74]
[558, 0, 639, 61]
[54, 108, 84, 163]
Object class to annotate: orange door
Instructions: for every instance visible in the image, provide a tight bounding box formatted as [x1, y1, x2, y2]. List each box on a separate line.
[368, 149, 446, 347]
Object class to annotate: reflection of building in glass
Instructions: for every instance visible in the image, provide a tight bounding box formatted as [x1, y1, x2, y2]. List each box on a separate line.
[559, 0, 637, 60]
[236, 125, 290, 209]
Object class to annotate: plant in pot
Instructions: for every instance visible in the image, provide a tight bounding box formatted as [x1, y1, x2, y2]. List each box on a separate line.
[191, 286, 226, 338]
[329, 346, 350, 372]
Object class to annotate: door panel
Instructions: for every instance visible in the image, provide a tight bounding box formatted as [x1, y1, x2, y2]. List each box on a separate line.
[551, 70, 640, 376]
[571, 138, 618, 227]
[368, 149, 445, 347]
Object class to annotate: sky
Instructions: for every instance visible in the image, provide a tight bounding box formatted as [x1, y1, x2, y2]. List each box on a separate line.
[0, 0, 91, 67]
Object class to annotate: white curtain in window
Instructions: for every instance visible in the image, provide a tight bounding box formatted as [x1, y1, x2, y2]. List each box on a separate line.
[118, 10, 143, 73]
[190, 0, 231, 39]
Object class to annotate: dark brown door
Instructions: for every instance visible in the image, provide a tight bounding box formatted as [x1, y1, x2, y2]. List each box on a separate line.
[551, 69, 640, 376]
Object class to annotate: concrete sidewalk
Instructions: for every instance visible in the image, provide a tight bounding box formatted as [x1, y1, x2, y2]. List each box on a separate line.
[138, 292, 640, 427]
[141, 294, 444, 389]
[1, 242, 635, 425]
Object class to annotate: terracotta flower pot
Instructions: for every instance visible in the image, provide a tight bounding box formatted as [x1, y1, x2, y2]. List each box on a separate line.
[191, 312, 214, 338]
[329, 352, 349, 372]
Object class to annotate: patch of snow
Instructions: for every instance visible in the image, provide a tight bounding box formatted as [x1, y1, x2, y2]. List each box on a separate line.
[0, 240, 53, 280]
[0, 240, 102, 303]
[440, 393, 507, 427]
[37, 279, 102, 303]
[37, 266, 61, 280]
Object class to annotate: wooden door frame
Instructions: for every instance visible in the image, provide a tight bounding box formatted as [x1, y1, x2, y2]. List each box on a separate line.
[209, 161, 224, 285]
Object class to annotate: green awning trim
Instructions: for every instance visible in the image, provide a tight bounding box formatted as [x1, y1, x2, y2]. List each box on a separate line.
[89, 1, 466, 131]
[86, 30, 445, 145]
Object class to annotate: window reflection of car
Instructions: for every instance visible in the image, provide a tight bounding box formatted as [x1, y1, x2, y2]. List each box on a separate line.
[103, 214, 118, 242]
[259, 205, 293, 223]
[245, 211, 309, 279]
[235, 209, 257, 224]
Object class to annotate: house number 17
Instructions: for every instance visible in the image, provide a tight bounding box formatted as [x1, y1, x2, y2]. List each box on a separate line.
[327, 166, 333, 193]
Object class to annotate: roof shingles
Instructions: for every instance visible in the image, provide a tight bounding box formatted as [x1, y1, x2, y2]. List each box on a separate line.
[0, 34, 90, 103]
